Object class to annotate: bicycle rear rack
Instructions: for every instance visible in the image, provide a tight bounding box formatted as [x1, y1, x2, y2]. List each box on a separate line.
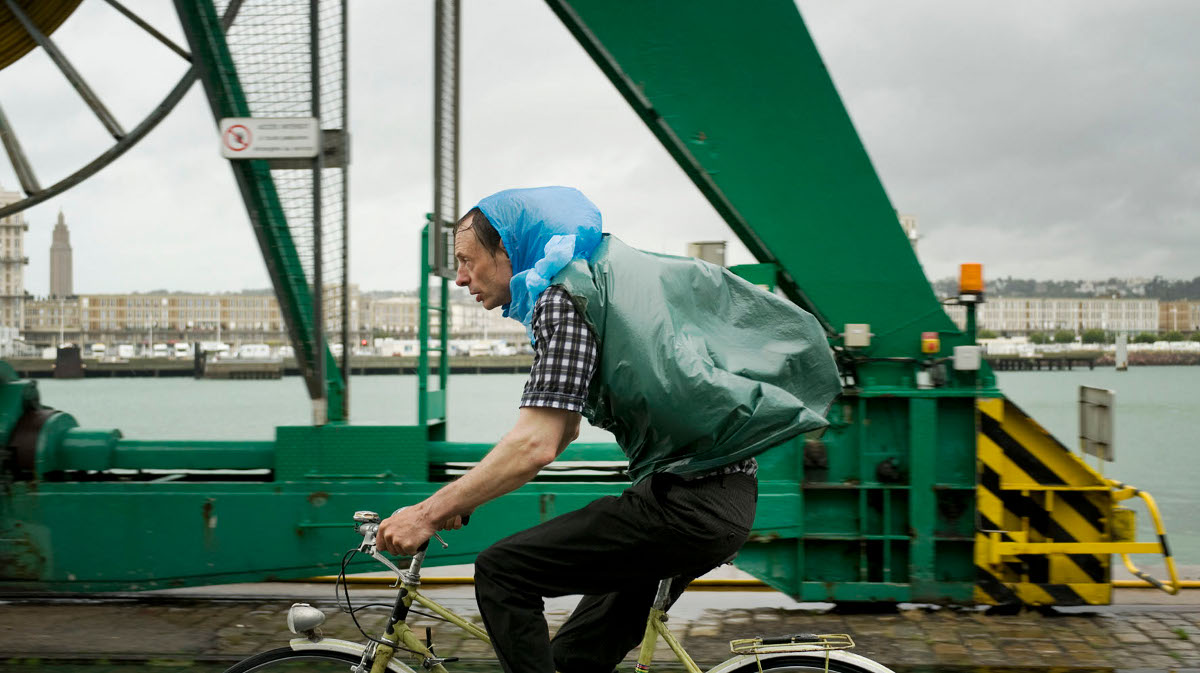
[729, 633, 854, 655]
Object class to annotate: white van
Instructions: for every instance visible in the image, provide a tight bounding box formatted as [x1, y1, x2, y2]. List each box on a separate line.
[152, 343, 170, 358]
[116, 344, 135, 359]
[199, 342, 230, 356]
[235, 343, 272, 360]
[174, 342, 192, 358]
[90, 343, 106, 357]
[374, 339, 418, 357]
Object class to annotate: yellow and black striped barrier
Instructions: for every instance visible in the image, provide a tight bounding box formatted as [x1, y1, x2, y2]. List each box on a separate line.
[1108, 480, 1181, 595]
[974, 398, 1179, 606]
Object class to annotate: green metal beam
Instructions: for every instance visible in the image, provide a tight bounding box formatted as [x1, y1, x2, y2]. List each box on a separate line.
[908, 397, 938, 600]
[547, 0, 961, 356]
[419, 222, 450, 439]
[430, 442, 625, 463]
[110, 440, 274, 471]
[173, 0, 344, 419]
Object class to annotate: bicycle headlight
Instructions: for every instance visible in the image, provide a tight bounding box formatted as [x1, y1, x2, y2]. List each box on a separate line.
[287, 603, 326, 634]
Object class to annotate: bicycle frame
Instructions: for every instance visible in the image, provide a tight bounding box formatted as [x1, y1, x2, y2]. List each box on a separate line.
[284, 517, 883, 673]
[329, 545, 705, 673]
[370, 576, 491, 673]
[634, 579, 703, 673]
[354, 569, 874, 673]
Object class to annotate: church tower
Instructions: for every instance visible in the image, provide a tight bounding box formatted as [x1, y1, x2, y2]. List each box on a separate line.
[50, 210, 73, 298]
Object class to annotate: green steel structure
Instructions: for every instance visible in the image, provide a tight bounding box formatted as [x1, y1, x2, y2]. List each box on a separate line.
[0, 0, 1174, 605]
[418, 221, 451, 440]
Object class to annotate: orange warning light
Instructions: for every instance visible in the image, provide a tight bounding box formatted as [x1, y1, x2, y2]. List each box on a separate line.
[921, 331, 940, 354]
[959, 263, 984, 295]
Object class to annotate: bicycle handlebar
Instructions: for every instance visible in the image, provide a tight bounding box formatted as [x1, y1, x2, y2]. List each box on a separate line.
[353, 509, 471, 555]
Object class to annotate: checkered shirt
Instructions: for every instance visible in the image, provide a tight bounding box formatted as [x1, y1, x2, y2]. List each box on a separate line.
[521, 286, 598, 413]
[520, 285, 756, 480]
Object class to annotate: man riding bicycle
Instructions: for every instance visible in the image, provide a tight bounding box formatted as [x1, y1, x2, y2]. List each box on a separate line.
[378, 186, 840, 673]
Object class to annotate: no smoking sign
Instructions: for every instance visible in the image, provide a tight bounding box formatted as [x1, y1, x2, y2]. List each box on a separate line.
[219, 117, 319, 159]
[223, 124, 251, 152]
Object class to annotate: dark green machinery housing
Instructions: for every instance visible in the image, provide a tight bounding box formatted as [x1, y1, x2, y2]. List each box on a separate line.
[0, 0, 1176, 605]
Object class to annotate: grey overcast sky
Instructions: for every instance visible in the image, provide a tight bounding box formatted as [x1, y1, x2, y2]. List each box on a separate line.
[0, 1, 1196, 297]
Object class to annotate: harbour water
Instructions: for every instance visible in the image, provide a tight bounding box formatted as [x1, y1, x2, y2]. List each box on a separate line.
[996, 366, 1200, 572]
[31, 373, 619, 443]
[32, 366, 1200, 569]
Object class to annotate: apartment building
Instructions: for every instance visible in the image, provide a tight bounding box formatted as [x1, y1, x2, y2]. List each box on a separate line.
[24, 291, 290, 347]
[944, 297, 1160, 335]
[1159, 301, 1200, 333]
[23, 285, 526, 347]
[0, 186, 28, 330]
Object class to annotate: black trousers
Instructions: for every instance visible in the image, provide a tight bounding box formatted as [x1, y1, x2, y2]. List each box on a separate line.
[474, 471, 757, 673]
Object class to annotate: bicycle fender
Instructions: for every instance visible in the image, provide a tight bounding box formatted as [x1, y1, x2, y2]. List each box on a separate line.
[705, 649, 896, 673]
[289, 637, 420, 673]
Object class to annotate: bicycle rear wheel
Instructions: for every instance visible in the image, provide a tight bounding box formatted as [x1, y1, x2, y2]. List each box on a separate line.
[720, 653, 894, 673]
[223, 646, 385, 673]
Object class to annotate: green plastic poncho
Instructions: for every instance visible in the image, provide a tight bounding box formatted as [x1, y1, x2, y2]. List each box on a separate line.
[474, 186, 841, 483]
[554, 236, 842, 482]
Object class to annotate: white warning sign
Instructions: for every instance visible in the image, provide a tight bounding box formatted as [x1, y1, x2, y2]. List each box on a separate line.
[219, 117, 320, 159]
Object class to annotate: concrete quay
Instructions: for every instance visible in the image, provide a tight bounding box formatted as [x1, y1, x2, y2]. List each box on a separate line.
[7, 355, 534, 379]
[3, 584, 1200, 671]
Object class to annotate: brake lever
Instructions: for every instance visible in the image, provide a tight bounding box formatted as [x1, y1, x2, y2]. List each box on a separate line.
[370, 549, 405, 587]
[356, 523, 405, 586]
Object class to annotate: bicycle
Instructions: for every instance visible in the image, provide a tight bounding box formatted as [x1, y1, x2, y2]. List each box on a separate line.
[223, 510, 896, 673]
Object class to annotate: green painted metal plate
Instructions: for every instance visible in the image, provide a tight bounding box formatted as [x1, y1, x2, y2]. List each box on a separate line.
[275, 425, 428, 482]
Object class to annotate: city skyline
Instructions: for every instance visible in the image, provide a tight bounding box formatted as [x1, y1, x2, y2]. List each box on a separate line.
[8, 198, 1197, 302]
[0, 2, 1196, 297]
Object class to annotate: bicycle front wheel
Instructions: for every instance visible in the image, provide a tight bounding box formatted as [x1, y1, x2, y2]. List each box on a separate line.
[222, 646, 408, 673]
[720, 652, 895, 673]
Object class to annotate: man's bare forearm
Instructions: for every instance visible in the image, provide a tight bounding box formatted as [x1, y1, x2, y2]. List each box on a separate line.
[376, 408, 579, 555]
[412, 431, 554, 525]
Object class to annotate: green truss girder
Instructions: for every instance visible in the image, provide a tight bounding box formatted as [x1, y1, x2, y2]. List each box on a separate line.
[173, 0, 344, 418]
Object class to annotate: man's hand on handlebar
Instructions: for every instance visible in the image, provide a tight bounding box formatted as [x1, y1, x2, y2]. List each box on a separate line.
[376, 507, 469, 556]
[377, 507, 435, 556]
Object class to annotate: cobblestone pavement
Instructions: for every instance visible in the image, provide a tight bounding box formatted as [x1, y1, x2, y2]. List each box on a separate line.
[3, 587, 1200, 670]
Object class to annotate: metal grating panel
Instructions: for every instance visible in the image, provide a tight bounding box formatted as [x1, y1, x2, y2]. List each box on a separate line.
[220, 0, 347, 357]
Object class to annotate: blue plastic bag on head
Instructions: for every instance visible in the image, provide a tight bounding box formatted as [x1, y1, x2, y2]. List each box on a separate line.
[475, 187, 603, 333]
